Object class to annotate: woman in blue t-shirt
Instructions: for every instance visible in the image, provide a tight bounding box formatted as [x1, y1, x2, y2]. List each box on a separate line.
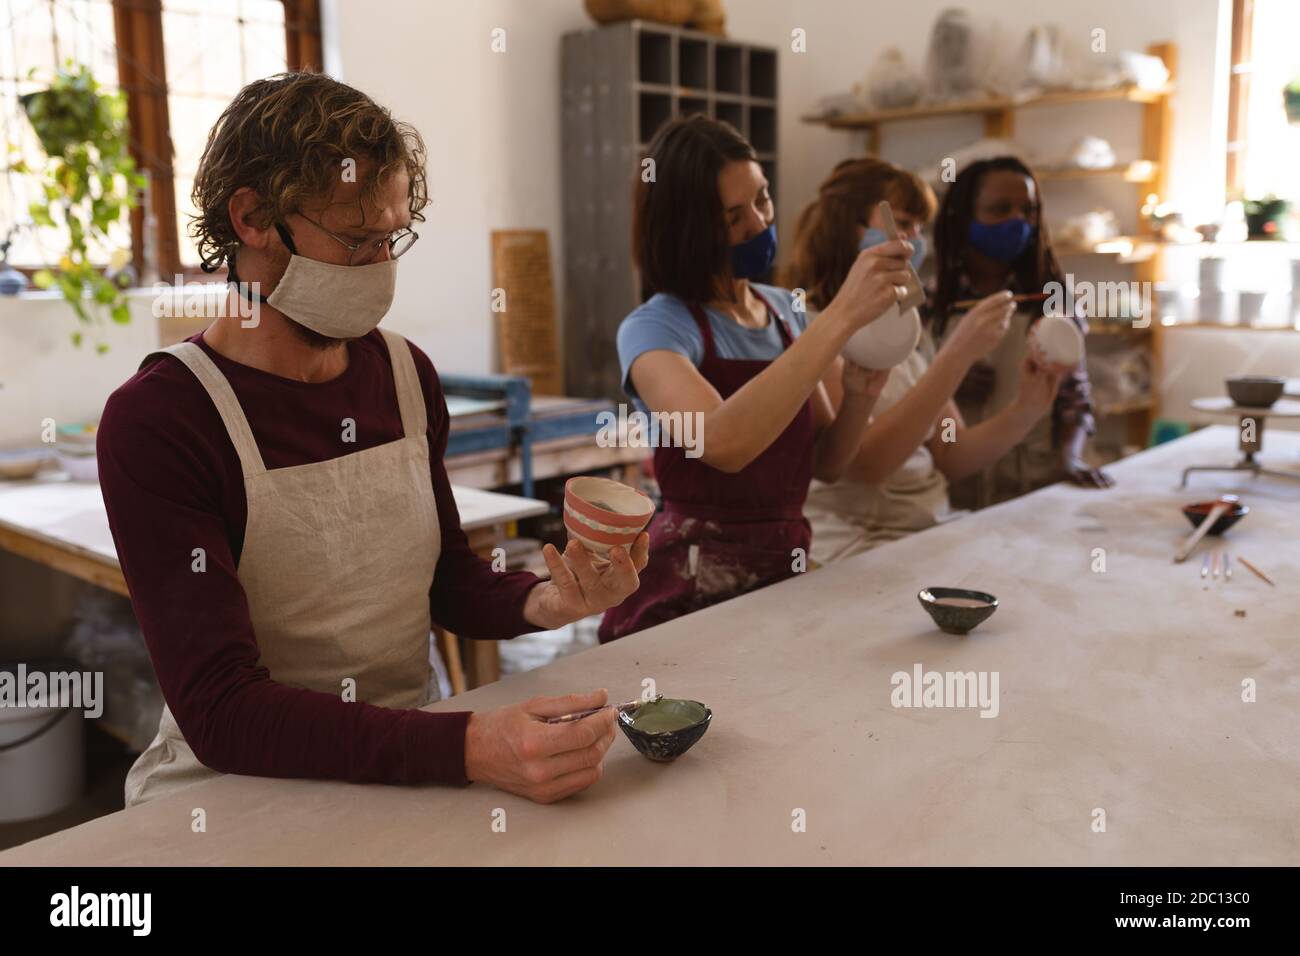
[599, 115, 907, 642]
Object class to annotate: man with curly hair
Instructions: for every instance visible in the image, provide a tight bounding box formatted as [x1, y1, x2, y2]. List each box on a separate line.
[97, 72, 647, 807]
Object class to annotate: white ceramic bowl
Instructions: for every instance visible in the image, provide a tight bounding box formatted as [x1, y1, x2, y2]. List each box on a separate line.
[841, 304, 922, 370]
[1030, 315, 1084, 366]
[55, 449, 98, 483]
[0, 450, 51, 481]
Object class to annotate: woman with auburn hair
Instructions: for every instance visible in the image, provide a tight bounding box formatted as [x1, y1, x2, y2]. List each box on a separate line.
[788, 157, 935, 315]
[598, 116, 913, 642]
[788, 157, 1069, 563]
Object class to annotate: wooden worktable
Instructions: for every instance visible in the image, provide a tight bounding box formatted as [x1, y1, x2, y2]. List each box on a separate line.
[0, 480, 549, 694]
[0, 480, 548, 598]
[2, 426, 1297, 865]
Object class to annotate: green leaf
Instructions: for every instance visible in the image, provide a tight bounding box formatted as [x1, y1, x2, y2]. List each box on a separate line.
[21, 64, 139, 350]
[71, 330, 83, 347]
[56, 272, 82, 299]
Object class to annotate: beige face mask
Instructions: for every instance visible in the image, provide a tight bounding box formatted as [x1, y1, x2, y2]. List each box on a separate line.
[265, 253, 397, 339]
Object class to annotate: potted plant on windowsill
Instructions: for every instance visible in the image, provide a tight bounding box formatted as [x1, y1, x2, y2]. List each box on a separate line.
[1243, 194, 1291, 241]
[14, 64, 145, 351]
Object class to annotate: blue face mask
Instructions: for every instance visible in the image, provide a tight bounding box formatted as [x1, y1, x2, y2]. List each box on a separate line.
[730, 224, 778, 279]
[860, 226, 927, 272]
[967, 217, 1034, 263]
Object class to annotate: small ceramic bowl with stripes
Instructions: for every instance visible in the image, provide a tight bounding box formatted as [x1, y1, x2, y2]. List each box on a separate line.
[563, 476, 654, 561]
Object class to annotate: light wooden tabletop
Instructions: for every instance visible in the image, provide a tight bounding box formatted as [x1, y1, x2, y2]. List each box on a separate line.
[0, 478, 548, 572]
[3, 426, 1298, 865]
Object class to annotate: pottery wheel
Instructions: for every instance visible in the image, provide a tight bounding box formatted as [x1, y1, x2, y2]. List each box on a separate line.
[1182, 397, 1300, 486]
[1191, 396, 1300, 417]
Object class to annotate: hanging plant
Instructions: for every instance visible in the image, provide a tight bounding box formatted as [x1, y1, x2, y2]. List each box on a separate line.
[12, 64, 145, 350]
[1286, 77, 1300, 125]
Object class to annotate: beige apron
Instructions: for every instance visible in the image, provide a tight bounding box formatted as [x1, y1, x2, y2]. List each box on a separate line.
[124, 329, 442, 807]
[947, 311, 1058, 508]
[806, 334, 956, 565]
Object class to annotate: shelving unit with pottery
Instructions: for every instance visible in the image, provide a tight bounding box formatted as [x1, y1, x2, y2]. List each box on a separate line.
[803, 42, 1177, 455]
[1159, 240, 1300, 331]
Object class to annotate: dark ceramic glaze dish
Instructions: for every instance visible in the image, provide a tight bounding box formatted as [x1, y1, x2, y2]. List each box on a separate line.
[618, 698, 711, 762]
[1226, 377, 1284, 408]
[1182, 500, 1249, 535]
[917, 587, 999, 635]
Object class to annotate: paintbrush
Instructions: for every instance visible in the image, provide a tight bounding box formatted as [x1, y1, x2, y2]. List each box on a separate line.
[877, 200, 926, 311]
[544, 695, 662, 724]
[951, 292, 1051, 311]
[1237, 556, 1274, 587]
[1175, 495, 1238, 563]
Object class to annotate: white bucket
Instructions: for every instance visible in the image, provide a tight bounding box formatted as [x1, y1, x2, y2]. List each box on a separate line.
[0, 696, 85, 823]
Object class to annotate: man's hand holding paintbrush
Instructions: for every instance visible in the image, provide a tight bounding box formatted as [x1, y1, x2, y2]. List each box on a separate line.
[465, 689, 620, 804]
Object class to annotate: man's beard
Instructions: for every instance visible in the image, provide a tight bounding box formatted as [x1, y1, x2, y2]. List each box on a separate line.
[287, 318, 355, 351]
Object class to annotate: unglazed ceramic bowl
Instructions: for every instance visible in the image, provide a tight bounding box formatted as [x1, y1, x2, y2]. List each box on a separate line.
[0, 450, 50, 480]
[618, 698, 711, 762]
[1225, 377, 1284, 409]
[1030, 315, 1084, 366]
[563, 475, 654, 557]
[841, 303, 922, 370]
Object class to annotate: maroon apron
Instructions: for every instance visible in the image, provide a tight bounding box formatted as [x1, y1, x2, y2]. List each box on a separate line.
[599, 290, 815, 643]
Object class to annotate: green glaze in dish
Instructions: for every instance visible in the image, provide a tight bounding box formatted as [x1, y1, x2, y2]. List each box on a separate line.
[618, 697, 712, 762]
[628, 697, 707, 733]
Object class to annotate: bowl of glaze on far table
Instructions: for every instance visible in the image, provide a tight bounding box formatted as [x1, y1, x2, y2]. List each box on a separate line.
[918, 587, 999, 634]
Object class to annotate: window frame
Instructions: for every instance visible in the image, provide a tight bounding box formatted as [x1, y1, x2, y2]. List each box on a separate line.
[1225, 0, 1254, 198]
[9, 0, 321, 282]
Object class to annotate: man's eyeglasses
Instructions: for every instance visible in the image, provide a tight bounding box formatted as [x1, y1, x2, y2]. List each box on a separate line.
[292, 213, 419, 266]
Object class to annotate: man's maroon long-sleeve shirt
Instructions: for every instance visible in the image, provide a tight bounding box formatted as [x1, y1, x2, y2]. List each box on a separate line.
[96, 330, 544, 787]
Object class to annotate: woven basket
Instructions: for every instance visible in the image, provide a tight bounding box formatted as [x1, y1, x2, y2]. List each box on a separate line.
[688, 0, 726, 34]
[585, 0, 695, 26]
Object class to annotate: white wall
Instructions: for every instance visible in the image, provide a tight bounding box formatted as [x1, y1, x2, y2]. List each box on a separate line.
[325, 0, 1229, 377]
[1163, 326, 1300, 432]
[0, 292, 161, 448]
[0, 0, 1240, 433]
[326, 0, 590, 375]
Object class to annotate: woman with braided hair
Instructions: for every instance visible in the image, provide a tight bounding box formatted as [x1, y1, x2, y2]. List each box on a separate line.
[930, 156, 1114, 504]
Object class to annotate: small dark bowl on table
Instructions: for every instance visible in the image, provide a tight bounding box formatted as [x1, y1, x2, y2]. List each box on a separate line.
[1182, 500, 1249, 536]
[617, 699, 712, 762]
[917, 587, 999, 635]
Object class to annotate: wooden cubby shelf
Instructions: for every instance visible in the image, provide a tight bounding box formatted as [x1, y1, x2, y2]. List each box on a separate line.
[562, 20, 781, 400]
